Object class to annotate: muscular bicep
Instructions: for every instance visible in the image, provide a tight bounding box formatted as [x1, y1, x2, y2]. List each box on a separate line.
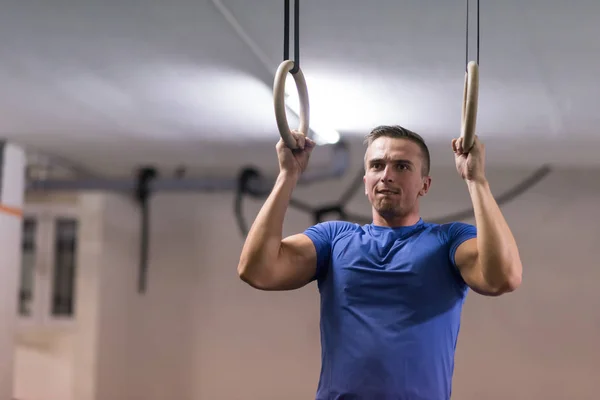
[264, 233, 318, 291]
[454, 238, 497, 296]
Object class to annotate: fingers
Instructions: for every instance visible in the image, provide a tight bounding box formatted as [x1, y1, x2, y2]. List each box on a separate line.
[452, 137, 464, 155]
[276, 130, 316, 152]
[304, 138, 316, 156]
[292, 131, 306, 149]
[452, 134, 482, 155]
[291, 130, 316, 151]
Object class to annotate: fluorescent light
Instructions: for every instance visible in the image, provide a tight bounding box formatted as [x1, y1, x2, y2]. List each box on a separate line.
[283, 75, 341, 145]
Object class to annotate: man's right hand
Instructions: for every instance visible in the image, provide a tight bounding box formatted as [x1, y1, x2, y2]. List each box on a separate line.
[277, 130, 316, 177]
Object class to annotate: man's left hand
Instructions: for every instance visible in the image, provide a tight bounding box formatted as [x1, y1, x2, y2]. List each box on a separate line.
[452, 135, 486, 183]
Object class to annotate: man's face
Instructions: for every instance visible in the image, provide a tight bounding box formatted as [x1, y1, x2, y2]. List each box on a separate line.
[363, 137, 431, 219]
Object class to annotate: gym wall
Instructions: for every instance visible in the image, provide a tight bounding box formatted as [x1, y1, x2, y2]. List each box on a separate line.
[14, 151, 599, 400]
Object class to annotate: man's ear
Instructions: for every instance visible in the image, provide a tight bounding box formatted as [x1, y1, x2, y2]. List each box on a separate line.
[363, 175, 368, 195]
[419, 176, 432, 197]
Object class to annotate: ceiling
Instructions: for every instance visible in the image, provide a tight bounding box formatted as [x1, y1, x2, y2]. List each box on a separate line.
[1, 0, 599, 179]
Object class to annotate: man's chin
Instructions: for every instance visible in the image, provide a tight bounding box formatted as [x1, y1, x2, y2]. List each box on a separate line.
[375, 205, 401, 219]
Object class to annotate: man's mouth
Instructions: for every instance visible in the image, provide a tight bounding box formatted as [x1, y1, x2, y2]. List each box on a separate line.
[377, 189, 399, 195]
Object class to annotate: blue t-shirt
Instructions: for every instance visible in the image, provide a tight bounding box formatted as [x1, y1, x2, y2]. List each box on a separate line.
[303, 218, 477, 400]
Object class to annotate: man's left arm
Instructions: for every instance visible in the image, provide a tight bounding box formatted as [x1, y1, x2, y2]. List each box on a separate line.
[455, 180, 523, 296]
[451, 136, 523, 296]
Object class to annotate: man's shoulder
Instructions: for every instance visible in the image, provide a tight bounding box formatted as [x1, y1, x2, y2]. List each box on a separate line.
[303, 220, 363, 242]
[309, 220, 363, 234]
[420, 220, 477, 243]
[421, 220, 475, 231]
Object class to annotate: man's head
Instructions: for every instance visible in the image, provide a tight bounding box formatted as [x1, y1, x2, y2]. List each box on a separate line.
[363, 125, 432, 225]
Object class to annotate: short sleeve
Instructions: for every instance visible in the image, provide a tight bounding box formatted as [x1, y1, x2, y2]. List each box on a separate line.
[303, 221, 355, 281]
[446, 222, 477, 270]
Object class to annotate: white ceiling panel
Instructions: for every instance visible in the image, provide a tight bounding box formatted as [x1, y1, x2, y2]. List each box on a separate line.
[0, 0, 597, 177]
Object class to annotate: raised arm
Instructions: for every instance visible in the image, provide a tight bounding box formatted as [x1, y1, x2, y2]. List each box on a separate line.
[237, 132, 318, 291]
[451, 136, 523, 296]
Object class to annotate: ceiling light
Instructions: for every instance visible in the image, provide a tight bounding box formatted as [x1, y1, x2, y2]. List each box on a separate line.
[283, 74, 341, 145]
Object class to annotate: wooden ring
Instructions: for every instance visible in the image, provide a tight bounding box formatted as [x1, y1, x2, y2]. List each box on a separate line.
[273, 60, 310, 149]
[461, 61, 479, 152]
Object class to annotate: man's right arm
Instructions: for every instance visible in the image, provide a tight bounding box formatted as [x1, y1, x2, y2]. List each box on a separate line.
[237, 129, 320, 290]
[237, 170, 318, 290]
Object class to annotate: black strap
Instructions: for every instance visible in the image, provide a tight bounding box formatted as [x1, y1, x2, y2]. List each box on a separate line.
[466, 0, 480, 69]
[284, 0, 300, 74]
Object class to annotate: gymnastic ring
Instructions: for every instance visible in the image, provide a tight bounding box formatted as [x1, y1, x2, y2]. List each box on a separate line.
[273, 60, 310, 150]
[461, 61, 479, 152]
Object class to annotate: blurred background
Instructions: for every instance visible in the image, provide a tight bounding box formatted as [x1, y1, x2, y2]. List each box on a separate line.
[2, 0, 599, 399]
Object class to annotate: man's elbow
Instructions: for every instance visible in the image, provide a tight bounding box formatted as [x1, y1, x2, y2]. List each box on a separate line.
[238, 261, 259, 286]
[237, 264, 252, 284]
[237, 261, 275, 290]
[499, 272, 522, 294]
[488, 267, 523, 296]
[505, 258, 523, 291]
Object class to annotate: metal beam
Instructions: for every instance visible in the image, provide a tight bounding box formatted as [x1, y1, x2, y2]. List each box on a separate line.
[26, 141, 350, 194]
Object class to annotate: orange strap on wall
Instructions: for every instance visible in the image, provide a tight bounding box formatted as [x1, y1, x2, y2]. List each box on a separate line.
[0, 203, 23, 217]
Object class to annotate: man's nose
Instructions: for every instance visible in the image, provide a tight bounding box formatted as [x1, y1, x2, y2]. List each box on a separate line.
[381, 166, 394, 182]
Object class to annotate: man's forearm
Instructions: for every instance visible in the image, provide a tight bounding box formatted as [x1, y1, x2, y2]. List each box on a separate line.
[467, 179, 523, 291]
[238, 171, 300, 276]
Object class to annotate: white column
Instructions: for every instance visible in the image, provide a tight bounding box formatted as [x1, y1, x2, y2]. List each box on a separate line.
[0, 141, 26, 399]
[73, 192, 198, 400]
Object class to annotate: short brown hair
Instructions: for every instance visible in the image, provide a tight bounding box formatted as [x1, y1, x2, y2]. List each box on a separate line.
[364, 125, 431, 176]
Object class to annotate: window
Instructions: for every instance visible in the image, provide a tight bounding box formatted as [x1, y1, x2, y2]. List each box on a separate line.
[19, 218, 37, 317]
[18, 204, 79, 328]
[52, 218, 78, 317]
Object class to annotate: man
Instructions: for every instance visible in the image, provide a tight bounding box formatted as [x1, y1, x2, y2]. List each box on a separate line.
[237, 125, 522, 399]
